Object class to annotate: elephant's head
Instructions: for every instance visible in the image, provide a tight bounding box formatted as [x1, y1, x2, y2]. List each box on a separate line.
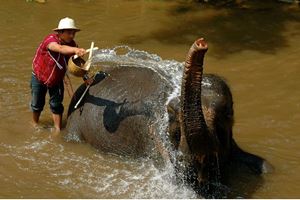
[178, 38, 220, 188]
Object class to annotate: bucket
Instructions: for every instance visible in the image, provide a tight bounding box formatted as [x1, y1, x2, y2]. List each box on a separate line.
[67, 56, 88, 77]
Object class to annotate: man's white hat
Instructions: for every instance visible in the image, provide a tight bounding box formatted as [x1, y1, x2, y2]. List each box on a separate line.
[53, 17, 80, 32]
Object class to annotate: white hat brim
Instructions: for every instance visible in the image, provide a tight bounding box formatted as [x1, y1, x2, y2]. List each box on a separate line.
[53, 28, 81, 32]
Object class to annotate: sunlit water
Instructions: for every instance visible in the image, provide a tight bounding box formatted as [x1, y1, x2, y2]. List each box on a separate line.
[0, 0, 299, 198]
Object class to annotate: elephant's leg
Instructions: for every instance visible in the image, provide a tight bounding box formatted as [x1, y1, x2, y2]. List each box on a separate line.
[231, 139, 273, 174]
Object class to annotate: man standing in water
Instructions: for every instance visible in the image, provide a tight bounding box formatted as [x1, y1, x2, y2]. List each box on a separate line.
[30, 17, 86, 132]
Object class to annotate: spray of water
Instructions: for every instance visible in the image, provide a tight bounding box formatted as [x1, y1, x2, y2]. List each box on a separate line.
[90, 46, 199, 197]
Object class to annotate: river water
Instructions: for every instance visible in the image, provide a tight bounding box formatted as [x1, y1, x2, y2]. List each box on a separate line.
[0, 0, 299, 198]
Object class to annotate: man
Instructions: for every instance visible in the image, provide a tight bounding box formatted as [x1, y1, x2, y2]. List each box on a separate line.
[30, 17, 86, 132]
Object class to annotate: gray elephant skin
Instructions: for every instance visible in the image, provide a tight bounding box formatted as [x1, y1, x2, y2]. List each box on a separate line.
[66, 38, 271, 197]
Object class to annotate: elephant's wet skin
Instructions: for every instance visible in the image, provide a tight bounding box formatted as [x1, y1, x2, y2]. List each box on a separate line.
[168, 39, 271, 198]
[66, 39, 272, 198]
[168, 74, 234, 197]
[67, 71, 108, 116]
[66, 66, 172, 158]
[85, 96, 151, 133]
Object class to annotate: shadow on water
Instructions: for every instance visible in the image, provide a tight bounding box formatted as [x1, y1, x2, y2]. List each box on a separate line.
[120, 0, 300, 58]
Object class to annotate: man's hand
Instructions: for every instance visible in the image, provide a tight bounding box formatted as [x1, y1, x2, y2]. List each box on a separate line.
[74, 48, 86, 57]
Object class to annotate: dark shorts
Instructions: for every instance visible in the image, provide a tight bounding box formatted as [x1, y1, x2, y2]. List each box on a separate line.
[30, 73, 64, 114]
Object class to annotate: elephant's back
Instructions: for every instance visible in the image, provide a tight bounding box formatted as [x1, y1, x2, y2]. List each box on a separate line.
[92, 66, 170, 101]
[67, 66, 172, 157]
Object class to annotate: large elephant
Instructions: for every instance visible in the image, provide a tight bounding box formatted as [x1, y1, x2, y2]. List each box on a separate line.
[66, 38, 271, 197]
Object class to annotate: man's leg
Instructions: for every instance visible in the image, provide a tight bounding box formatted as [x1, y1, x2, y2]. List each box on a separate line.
[30, 73, 47, 127]
[49, 81, 64, 132]
[52, 113, 62, 131]
[32, 111, 41, 127]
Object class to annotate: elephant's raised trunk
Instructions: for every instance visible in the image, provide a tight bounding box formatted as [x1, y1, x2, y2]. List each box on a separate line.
[180, 38, 212, 156]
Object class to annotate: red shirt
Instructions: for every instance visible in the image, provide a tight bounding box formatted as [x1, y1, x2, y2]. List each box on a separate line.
[32, 33, 77, 87]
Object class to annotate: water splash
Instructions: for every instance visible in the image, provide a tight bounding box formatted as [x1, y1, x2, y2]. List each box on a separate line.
[92, 46, 183, 91]
[90, 46, 198, 197]
[92, 46, 184, 155]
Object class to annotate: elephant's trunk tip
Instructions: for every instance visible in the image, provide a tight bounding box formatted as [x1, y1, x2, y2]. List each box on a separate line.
[193, 38, 208, 52]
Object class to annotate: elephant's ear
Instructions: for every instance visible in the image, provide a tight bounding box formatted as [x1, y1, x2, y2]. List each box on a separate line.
[231, 139, 274, 174]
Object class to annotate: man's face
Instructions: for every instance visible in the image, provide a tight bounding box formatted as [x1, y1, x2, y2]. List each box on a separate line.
[59, 29, 77, 43]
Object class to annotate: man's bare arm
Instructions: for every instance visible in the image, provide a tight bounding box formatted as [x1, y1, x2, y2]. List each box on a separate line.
[48, 42, 86, 57]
